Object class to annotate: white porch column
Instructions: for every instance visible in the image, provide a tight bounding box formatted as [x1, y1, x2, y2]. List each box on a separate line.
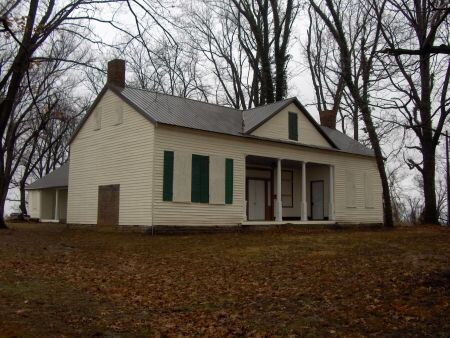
[54, 189, 59, 220]
[329, 165, 335, 220]
[276, 158, 283, 221]
[243, 160, 247, 221]
[301, 161, 308, 220]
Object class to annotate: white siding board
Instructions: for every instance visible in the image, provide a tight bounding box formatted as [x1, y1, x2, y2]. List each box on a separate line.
[28, 190, 41, 219]
[68, 91, 382, 227]
[364, 172, 374, 208]
[251, 103, 332, 148]
[67, 90, 154, 226]
[153, 125, 383, 226]
[210, 156, 225, 205]
[173, 151, 191, 203]
[345, 170, 357, 207]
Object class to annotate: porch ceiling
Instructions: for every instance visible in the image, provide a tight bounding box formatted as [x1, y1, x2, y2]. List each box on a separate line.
[246, 155, 330, 168]
[246, 155, 277, 166]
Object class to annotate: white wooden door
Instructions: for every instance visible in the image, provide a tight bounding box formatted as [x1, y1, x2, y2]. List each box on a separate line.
[248, 179, 265, 220]
[311, 181, 324, 220]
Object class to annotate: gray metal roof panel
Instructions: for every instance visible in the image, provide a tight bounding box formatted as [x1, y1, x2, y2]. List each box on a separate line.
[117, 87, 372, 156]
[242, 99, 294, 133]
[320, 126, 375, 156]
[26, 162, 69, 190]
[70, 85, 373, 157]
[118, 87, 243, 135]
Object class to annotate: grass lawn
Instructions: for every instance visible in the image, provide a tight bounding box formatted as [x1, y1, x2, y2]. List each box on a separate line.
[0, 223, 449, 337]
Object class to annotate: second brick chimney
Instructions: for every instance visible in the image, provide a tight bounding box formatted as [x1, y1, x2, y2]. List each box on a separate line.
[319, 109, 337, 129]
[107, 59, 125, 88]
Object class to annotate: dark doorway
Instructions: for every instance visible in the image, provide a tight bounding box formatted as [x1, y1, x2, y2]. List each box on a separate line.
[310, 180, 324, 220]
[97, 184, 120, 225]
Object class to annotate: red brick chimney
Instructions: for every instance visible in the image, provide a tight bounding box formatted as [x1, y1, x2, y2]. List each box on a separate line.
[107, 59, 125, 88]
[319, 109, 337, 129]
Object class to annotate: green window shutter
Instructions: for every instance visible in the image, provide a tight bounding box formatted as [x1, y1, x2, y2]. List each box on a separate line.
[192, 154, 209, 203]
[200, 156, 209, 203]
[225, 158, 233, 204]
[288, 112, 298, 141]
[192, 155, 201, 202]
[163, 151, 174, 201]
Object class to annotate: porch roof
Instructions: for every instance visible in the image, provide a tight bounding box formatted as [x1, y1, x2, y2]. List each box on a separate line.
[26, 162, 69, 190]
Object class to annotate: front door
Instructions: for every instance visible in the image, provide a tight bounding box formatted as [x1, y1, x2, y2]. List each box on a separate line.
[248, 179, 266, 220]
[311, 181, 324, 220]
[97, 184, 120, 225]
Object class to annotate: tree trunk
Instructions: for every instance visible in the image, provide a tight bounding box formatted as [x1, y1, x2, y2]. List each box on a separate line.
[418, 52, 439, 224]
[421, 146, 439, 224]
[352, 107, 359, 141]
[0, 182, 8, 229]
[260, 52, 274, 104]
[359, 104, 394, 227]
[19, 181, 28, 216]
[274, 55, 287, 101]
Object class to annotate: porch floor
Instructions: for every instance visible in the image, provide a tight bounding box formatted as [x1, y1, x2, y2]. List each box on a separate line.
[241, 220, 336, 226]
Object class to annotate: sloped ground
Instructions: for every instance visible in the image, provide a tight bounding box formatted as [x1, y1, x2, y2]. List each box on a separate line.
[0, 223, 449, 337]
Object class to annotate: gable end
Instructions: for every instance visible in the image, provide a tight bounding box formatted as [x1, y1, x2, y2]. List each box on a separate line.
[246, 98, 337, 149]
[69, 85, 157, 145]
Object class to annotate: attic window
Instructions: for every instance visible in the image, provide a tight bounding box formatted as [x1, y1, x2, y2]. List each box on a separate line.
[113, 102, 123, 125]
[288, 112, 298, 141]
[93, 106, 102, 130]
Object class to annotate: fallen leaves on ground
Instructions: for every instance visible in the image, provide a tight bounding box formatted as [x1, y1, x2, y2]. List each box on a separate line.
[0, 223, 449, 336]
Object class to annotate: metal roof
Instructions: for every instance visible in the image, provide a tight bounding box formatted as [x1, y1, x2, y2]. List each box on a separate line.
[28, 94, 375, 191]
[320, 126, 375, 156]
[111, 86, 374, 156]
[118, 87, 243, 136]
[242, 99, 295, 133]
[26, 162, 69, 190]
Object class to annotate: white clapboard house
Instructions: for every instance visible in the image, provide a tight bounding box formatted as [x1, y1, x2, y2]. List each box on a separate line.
[26, 59, 383, 227]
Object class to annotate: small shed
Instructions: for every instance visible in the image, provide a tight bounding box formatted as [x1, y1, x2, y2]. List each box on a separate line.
[26, 163, 69, 223]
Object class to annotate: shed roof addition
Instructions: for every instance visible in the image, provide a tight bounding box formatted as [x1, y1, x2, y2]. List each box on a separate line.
[26, 162, 69, 190]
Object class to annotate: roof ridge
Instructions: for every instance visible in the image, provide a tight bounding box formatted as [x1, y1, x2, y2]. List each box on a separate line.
[123, 85, 241, 113]
[243, 97, 295, 112]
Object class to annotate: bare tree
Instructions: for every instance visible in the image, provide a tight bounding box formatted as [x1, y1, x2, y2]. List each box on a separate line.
[309, 0, 394, 227]
[108, 1, 211, 100]
[231, 0, 299, 105]
[125, 39, 210, 100]
[183, 1, 252, 108]
[180, 0, 299, 107]
[374, 0, 450, 224]
[5, 33, 86, 217]
[305, 6, 349, 136]
[0, 0, 118, 228]
[12, 59, 84, 216]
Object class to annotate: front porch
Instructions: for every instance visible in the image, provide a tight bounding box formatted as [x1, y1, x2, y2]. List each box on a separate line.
[244, 155, 335, 223]
[241, 220, 336, 226]
[28, 188, 68, 223]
